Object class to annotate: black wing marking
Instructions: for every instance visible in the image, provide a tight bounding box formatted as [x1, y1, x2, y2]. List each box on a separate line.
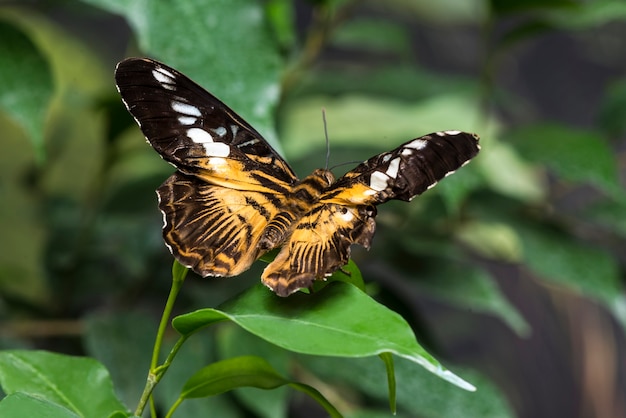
[324, 131, 480, 206]
[114, 57, 298, 186]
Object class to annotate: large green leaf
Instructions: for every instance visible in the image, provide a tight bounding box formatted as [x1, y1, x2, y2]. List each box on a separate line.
[0, 350, 128, 418]
[84, 0, 283, 144]
[172, 282, 475, 391]
[0, 20, 53, 162]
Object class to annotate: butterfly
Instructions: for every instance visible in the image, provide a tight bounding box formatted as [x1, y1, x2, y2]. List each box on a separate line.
[115, 58, 480, 297]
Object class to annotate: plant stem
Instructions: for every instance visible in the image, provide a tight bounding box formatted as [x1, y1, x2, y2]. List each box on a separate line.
[164, 397, 184, 418]
[134, 261, 188, 416]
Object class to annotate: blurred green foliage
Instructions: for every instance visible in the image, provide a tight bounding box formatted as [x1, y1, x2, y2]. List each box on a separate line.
[0, 0, 625, 417]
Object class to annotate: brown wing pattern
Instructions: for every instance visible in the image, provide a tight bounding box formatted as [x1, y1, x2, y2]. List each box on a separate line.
[158, 172, 285, 277]
[262, 204, 376, 297]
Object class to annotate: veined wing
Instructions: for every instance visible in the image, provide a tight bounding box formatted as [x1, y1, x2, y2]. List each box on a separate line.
[158, 172, 285, 277]
[115, 57, 298, 192]
[261, 203, 376, 296]
[324, 131, 480, 206]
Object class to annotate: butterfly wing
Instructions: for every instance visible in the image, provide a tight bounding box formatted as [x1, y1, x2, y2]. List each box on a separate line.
[115, 58, 297, 277]
[326, 130, 480, 205]
[115, 58, 298, 189]
[158, 172, 275, 276]
[262, 204, 376, 296]
[261, 131, 480, 296]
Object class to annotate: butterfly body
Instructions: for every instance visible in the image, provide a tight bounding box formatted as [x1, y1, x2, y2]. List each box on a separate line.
[115, 58, 480, 297]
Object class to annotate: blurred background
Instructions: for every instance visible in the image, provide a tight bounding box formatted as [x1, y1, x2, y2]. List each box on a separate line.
[0, 0, 625, 417]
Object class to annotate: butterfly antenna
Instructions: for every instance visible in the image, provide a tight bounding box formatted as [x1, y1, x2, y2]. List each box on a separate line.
[322, 108, 330, 170]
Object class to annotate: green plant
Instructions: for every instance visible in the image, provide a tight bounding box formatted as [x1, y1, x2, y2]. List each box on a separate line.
[1, 0, 625, 417]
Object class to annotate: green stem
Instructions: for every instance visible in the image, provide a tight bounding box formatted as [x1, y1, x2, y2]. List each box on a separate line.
[134, 261, 188, 416]
[164, 397, 184, 418]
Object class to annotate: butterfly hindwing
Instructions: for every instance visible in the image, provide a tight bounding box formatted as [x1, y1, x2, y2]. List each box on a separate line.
[262, 204, 376, 296]
[158, 172, 285, 277]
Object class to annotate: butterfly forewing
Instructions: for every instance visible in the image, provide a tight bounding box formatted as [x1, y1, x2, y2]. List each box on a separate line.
[115, 57, 481, 297]
[325, 131, 480, 206]
[115, 58, 298, 186]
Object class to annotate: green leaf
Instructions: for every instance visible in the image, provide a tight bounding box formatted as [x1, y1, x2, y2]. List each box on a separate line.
[490, 0, 578, 15]
[181, 355, 290, 397]
[217, 324, 290, 418]
[0, 392, 81, 418]
[509, 124, 622, 198]
[0, 350, 128, 418]
[518, 227, 621, 300]
[0, 20, 53, 162]
[543, 0, 626, 29]
[479, 137, 546, 203]
[265, 0, 296, 49]
[457, 220, 522, 262]
[586, 199, 626, 238]
[332, 18, 412, 57]
[172, 282, 475, 391]
[177, 356, 342, 418]
[85, 0, 283, 145]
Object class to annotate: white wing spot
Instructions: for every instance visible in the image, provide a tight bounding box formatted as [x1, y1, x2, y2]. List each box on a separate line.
[178, 116, 197, 125]
[172, 101, 202, 117]
[381, 153, 392, 163]
[386, 157, 401, 179]
[369, 171, 389, 191]
[152, 68, 176, 90]
[444, 130, 462, 135]
[405, 139, 428, 150]
[401, 148, 413, 156]
[212, 126, 227, 137]
[202, 142, 230, 157]
[187, 127, 213, 143]
[230, 125, 240, 138]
